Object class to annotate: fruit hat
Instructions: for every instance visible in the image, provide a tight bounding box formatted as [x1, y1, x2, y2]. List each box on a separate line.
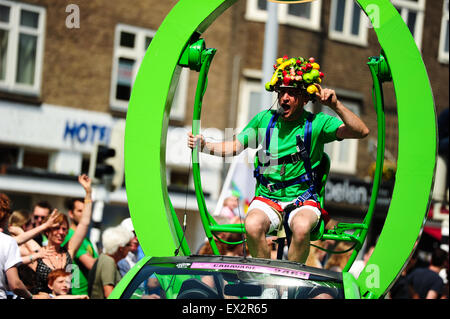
[265, 55, 324, 97]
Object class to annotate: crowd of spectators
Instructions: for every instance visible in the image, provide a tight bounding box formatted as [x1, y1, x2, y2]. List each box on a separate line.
[0, 174, 141, 299]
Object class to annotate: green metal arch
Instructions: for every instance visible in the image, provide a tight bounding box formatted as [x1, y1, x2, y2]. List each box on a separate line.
[125, 0, 237, 258]
[124, 0, 436, 299]
[356, 0, 436, 298]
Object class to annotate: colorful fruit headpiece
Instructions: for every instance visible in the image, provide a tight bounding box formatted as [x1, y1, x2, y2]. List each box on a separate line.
[265, 56, 324, 96]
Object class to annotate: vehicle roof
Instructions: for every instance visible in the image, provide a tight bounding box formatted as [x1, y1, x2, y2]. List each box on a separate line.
[147, 255, 343, 282]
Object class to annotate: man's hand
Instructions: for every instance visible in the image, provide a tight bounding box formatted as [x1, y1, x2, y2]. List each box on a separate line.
[314, 83, 370, 139]
[78, 174, 92, 193]
[314, 84, 338, 110]
[187, 132, 205, 150]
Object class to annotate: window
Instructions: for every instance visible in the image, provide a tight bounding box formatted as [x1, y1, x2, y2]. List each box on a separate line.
[23, 148, 49, 170]
[110, 24, 155, 111]
[237, 78, 264, 131]
[0, 0, 45, 96]
[391, 0, 425, 50]
[110, 24, 189, 119]
[329, 0, 369, 46]
[321, 99, 361, 174]
[439, 0, 449, 63]
[245, 0, 322, 31]
[0, 144, 19, 166]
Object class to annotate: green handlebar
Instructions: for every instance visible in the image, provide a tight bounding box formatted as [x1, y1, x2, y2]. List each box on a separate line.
[190, 46, 220, 255]
[341, 54, 388, 272]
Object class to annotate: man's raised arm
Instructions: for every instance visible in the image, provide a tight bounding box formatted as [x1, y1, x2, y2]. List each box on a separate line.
[315, 84, 370, 140]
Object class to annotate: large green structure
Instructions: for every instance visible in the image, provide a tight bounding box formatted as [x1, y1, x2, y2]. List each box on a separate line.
[123, 0, 436, 299]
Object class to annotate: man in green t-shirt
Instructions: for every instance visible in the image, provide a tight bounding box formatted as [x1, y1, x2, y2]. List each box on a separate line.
[188, 56, 369, 263]
[63, 198, 98, 295]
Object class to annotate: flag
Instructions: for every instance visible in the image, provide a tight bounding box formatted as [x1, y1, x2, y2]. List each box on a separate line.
[214, 149, 257, 217]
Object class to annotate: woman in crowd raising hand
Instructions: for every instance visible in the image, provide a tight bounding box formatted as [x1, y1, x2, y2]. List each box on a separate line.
[29, 174, 93, 293]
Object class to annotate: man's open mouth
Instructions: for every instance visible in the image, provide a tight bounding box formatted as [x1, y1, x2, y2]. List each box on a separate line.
[281, 103, 290, 114]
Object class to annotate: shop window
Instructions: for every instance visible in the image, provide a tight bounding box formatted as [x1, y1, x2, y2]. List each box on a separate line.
[0, 145, 19, 167]
[0, 0, 45, 96]
[22, 149, 49, 170]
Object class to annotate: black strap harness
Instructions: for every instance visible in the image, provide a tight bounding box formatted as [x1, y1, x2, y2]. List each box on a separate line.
[253, 111, 319, 203]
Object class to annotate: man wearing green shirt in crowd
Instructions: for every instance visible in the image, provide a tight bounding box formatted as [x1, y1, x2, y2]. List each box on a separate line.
[188, 56, 369, 263]
[63, 198, 98, 295]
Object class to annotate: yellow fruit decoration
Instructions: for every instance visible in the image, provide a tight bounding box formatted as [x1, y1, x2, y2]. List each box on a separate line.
[307, 84, 318, 94]
[311, 63, 320, 69]
[269, 59, 296, 86]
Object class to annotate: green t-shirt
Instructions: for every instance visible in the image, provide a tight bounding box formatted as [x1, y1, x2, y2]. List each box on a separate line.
[62, 228, 98, 295]
[237, 109, 343, 201]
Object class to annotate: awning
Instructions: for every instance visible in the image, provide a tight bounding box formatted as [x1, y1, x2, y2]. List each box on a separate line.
[423, 225, 442, 241]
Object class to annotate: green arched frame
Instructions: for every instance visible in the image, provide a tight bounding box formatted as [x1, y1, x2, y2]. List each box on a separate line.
[124, 0, 436, 299]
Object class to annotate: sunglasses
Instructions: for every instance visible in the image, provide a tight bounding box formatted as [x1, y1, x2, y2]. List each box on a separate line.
[276, 88, 302, 96]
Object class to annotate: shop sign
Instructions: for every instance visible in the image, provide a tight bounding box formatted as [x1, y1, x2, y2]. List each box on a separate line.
[325, 176, 393, 208]
[0, 101, 114, 152]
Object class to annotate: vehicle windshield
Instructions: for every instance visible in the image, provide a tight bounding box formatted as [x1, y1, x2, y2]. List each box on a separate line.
[121, 260, 344, 299]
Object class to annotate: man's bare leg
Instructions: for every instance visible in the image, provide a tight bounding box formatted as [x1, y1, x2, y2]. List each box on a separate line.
[288, 209, 319, 263]
[244, 209, 271, 259]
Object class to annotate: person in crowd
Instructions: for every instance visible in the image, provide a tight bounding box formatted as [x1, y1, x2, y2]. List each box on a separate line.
[9, 209, 34, 233]
[31, 201, 52, 246]
[267, 236, 279, 260]
[34, 269, 88, 299]
[0, 193, 34, 299]
[441, 282, 449, 299]
[117, 217, 144, 277]
[305, 242, 324, 268]
[406, 247, 448, 299]
[198, 232, 247, 257]
[88, 225, 133, 299]
[28, 174, 93, 293]
[388, 251, 418, 299]
[8, 210, 40, 260]
[218, 193, 240, 223]
[7, 209, 58, 267]
[188, 55, 369, 263]
[323, 242, 354, 272]
[61, 197, 98, 295]
[349, 245, 375, 278]
[9, 209, 59, 248]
